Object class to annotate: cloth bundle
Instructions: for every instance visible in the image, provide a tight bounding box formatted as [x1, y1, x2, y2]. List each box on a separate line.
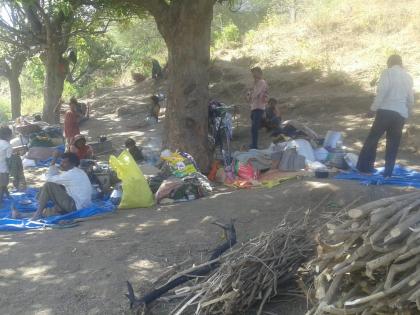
[155, 173, 212, 203]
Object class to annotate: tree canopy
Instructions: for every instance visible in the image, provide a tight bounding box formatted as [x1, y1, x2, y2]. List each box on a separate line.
[0, 0, 112, 122]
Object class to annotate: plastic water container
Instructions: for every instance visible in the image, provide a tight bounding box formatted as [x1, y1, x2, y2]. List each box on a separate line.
[91, 184, 101, 200]
[110, 185, 122, 206]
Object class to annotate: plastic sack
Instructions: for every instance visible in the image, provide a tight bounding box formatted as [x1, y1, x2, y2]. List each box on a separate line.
[314, 147, 329, 162]
[323, 131, 342, 149]
[160, 151, 197, 178]
[109, 150, 154, 209]
[344, 153, 359, 170]
[236, 161, 258, 180]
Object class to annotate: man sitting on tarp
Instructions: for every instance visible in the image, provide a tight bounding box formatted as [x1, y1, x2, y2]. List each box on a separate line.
[12, 152, 92, 220]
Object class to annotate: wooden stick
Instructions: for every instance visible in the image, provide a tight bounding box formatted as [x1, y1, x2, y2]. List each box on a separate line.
[365, 246, 407, 279]
[345, 269, 420, 306]
[385, 203, 420, 243]
[348, 192, 419, 219]
[384, 255, 420, 289]
[173, 292, 202, 315]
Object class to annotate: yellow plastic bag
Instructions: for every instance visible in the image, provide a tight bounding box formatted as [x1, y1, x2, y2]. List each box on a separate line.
[109, 150, 155, 209]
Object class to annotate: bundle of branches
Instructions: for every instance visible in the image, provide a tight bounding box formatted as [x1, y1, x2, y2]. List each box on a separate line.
[308, 191, 420, 314]
[172, 220, 314, 315]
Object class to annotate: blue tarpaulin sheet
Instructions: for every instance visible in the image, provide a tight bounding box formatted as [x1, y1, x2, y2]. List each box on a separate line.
[34, 145, 66, 167]
[0, 188, 115, 231]
[335, 165, 420, 188]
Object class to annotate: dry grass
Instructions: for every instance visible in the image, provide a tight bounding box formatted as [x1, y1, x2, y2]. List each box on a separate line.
[240, 0, 420, 89]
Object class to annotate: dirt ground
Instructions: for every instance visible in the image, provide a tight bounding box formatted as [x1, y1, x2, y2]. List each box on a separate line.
[0, 179, 413, 315]
[2, 60, 420, 315]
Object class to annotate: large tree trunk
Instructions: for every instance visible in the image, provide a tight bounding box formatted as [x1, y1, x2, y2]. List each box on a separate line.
[9, 71, 22, 119]
[156, 1, 213, 172]
[42, 42, 68, 123]
[0, 54, 26, 119]
[10, 54, 26, 119]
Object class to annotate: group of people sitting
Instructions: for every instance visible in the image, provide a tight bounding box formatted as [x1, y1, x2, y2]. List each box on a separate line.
[4, 96, 93, 219]
[0, 120, 92, 220]
[0, 92, 147, 221]
[4, 133, 144, 221]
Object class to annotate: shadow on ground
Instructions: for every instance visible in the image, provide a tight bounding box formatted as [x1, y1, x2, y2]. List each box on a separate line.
[0, 180, 413, 315]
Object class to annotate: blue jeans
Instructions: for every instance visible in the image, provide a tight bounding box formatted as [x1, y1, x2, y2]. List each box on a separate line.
[250, 109, 264, 149]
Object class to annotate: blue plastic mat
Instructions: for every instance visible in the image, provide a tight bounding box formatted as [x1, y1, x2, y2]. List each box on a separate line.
[335, 165, 420, 188]
[0, 188, 115, 231]
[34, 145, 65, 167]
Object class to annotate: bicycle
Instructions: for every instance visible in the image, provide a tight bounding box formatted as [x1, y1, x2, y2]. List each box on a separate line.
[208, 101, 235, 169]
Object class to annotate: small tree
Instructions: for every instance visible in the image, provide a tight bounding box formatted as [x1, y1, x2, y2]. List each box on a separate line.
[0, 0, 110, 122]
[0, 2, 37, 119]
[0, 46, 27, 119]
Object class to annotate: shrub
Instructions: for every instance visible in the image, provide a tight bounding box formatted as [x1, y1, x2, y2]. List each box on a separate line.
[0, 97, 11, 122]
[213, 22, 241, 49]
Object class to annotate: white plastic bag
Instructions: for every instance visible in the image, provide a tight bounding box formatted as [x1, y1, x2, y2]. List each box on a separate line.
[323, 131, 342, 149]
[344, 153, 359, 170]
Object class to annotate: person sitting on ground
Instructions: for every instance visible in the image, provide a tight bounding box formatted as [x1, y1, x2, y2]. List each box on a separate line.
[0, 126, 12, 205]
[12, 152, 92, 220]
[70, 134, 93, 160]
[125, 138, 144, 163]
[64, 97, 81, 147]
[150, 95, 160, 122]
[264, 98, 283, 137]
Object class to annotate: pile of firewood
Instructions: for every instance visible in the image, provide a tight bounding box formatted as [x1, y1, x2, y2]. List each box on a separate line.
[308, 191, 420, 314]
[171, 221, 314, 315]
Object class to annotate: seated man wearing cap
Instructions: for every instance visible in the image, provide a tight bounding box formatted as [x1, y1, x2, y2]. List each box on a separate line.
[70, 134, 93, 160]
[12, 152, 92, 220]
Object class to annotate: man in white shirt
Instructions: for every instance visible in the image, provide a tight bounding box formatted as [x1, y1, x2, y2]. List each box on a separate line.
[13, 151, 92, 220]
[357, 55, 414, 177]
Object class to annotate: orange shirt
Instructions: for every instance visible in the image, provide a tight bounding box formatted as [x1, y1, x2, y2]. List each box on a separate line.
[70, 144, 93, 160]
[64, 110, 80, 139]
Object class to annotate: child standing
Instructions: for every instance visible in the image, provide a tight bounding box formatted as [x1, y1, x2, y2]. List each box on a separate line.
[0, 126, 13, 205]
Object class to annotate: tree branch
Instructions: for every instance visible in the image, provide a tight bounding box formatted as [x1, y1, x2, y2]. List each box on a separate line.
[136, 0, 169, 17]
[59, 19, 111, 39]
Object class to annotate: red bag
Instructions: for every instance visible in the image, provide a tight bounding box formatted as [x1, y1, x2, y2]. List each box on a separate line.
[237, 162, 258, 180]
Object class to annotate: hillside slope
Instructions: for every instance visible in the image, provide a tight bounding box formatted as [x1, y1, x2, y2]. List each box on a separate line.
[207, 0, 420, 163]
